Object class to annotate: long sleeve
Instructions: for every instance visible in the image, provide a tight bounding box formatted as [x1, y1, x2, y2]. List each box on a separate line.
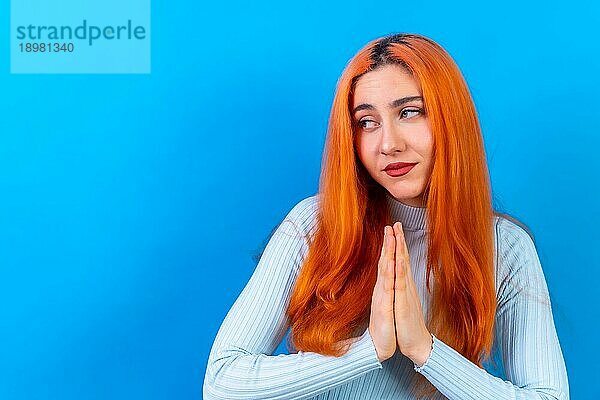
[412, 218, 569, 399]
[202, 196, 383, 400]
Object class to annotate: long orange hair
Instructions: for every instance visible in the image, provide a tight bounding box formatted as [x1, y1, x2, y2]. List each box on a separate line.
[283, 33, 524, 397]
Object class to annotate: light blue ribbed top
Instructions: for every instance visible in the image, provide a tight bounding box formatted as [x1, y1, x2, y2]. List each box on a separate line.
[203, 193, 569, 399]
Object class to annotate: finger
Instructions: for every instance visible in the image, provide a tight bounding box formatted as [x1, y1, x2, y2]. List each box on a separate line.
[393, 222, 409, 259]
[393, 223, 421, 301]
[377, 226, 395, 292]
[394, 222, 413, 278]
[385, 225, 395, 261]
[393, 222, 406, 276]
[377, 226, 388, 278]
[391, 223, 407, 291]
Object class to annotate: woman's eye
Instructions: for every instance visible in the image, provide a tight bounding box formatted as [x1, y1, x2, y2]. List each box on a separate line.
[357, 119, 378, 129]
[356, 109, 423, 130]
[400, 108, 422, 119]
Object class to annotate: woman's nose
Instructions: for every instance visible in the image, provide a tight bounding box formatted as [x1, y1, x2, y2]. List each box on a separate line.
[380, 119, 407, 154]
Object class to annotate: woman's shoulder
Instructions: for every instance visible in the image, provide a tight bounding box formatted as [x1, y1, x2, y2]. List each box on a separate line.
[492, 214, 548, 298]
[277, 194, 321, 239]
[493, 214, 537, 262]
[289, 193, 320, 215]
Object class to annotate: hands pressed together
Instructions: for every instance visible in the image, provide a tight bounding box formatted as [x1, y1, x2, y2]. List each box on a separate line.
[369, 222, 433, 365]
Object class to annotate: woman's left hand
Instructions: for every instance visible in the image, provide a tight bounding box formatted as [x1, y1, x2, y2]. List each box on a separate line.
[391, 221, 433, 366]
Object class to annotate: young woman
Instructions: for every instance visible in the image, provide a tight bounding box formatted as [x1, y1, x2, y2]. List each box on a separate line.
[203, 33, 569, 399]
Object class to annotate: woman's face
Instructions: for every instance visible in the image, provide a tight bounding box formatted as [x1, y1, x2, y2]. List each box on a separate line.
[352, 64, 433, 208]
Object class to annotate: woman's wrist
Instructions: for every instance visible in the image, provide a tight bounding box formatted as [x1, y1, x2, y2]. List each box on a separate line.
[407, 332, 434, 366]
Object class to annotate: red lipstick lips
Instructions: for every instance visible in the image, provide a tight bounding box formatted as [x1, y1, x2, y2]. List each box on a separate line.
[384, 162, 417, 171]
[383, 162, 417, 177]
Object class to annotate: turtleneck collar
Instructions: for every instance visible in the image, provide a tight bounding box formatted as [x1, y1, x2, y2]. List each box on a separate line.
[385, 191, 428, 232]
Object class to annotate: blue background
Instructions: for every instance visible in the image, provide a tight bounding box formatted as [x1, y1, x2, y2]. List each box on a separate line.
[1, 0, 598, 398]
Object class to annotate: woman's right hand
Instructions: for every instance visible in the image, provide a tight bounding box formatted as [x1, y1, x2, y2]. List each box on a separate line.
[368, 225, 397, 362]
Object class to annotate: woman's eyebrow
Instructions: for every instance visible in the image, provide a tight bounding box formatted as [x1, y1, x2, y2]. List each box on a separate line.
[352, 95, 423, 115]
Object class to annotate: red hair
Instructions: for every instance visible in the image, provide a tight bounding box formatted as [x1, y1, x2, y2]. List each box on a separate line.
[286, 33, 515, 397]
